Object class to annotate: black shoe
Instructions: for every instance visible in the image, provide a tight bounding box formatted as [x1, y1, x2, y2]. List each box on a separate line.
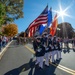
[45, 64, 49, 67]
[35, 64, 39, 68]
[52, 62, 56, 64]
[39, 67, 43, 70]
[59, 58, 62, 60]
[56, 59, 59, 61]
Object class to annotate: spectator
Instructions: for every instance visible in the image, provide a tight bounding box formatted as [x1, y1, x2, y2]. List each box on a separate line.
[2, 35, 7, 47]
[0, 36, 2, 51]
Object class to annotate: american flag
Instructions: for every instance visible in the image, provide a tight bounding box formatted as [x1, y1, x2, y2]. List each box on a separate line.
[28, 5, 48, 37]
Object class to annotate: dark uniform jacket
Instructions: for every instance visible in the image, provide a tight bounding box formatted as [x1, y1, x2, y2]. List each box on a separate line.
[47, 38, 52, 52]
[35, 42, 45, 57]
[41, 37, 50, 53]
[52, 40, 58, 51]
[57, 41, 62, 51]
[41, 37, 47, 45]
[33, 40, 37, 51]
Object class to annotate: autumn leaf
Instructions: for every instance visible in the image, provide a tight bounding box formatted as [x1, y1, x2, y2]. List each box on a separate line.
[2, 24, 18, 37]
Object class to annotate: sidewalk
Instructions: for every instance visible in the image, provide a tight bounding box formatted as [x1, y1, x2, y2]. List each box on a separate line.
[0, 40, 13, 60]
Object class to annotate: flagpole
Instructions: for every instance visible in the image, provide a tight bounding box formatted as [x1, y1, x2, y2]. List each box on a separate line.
[44, 7, 52, 35]
[46, 4, 49, 34]
[47, 3, 48, 29]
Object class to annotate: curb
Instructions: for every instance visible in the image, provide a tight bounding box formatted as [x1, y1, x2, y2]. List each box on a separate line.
[0, 40, 13, 60]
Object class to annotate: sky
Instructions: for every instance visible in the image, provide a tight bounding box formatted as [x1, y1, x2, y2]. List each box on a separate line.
[14, 0, 75, 33]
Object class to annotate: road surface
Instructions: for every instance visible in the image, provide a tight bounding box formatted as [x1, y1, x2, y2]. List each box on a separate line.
[0, 41, 75, 75]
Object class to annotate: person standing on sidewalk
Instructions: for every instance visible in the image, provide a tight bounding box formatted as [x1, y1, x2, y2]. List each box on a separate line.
[0, 36, 2, 51]
[2, 35, 7, 47]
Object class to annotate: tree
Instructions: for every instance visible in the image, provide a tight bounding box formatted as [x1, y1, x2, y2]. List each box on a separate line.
[2, 24, 18, 37]
[19, 32, 26, 37]
[0, 0, 24, 24]
[56, 22, 74, 39]
[0, 2, 6, 26]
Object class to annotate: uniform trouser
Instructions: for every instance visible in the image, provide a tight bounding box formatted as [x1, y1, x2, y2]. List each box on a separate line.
[44, 52, 49, 66]
[57, 50, 61, 59]
[56, 50, 59, 60]
[52, 50, 58, 62]
[49, 51, 52, 62]
[35, 56, 44, 68]
[35, 57, 40, 65]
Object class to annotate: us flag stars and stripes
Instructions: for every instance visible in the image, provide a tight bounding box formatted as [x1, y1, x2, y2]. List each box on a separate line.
[28, 5, 48, 37]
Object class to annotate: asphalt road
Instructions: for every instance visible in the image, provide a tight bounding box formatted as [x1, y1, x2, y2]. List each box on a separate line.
[0, 41, 75, 75]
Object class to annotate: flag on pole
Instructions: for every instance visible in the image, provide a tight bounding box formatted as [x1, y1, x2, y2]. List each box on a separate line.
[48, 7, 52, 27]
[39, 7, 52, 35]
[50, 14, 58, 36]
[28, 5, 48, 37]
[39, 24, 46, 35]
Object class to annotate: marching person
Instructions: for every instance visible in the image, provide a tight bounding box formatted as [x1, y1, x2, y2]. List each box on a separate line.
[51, 36, 58, 64]
[41, 32, 47, 46]
[57, 38, 62, 60]
[32, 37, 37, 51]
[32, 37, 37, 58]
[41, 33, 50, 66]
[35, 36, 45, 69]
[47, 34, 53, 62]
[44, 34, 53, 66]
